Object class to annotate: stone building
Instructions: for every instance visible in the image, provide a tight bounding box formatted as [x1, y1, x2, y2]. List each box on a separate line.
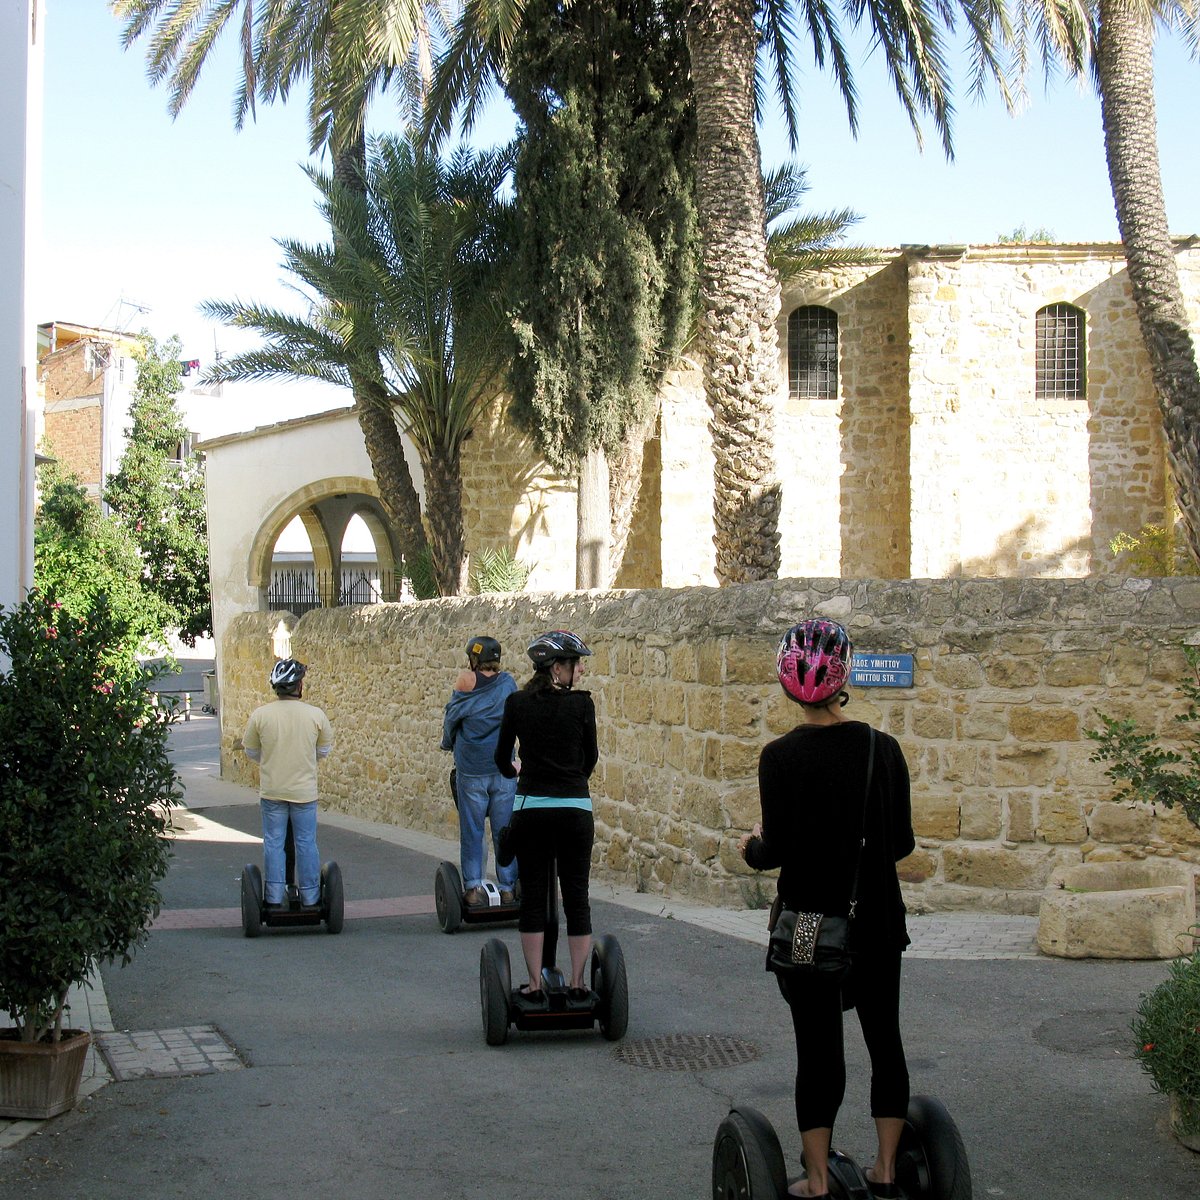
[202, 239, 1200, 664]
[35, 321, 146, 501]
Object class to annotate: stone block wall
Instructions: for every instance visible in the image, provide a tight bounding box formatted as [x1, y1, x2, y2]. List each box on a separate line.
[219, 577, 1200, 913]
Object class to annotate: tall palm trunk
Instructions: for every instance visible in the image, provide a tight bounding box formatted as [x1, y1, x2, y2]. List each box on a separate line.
[334, 126, 431, 576]
[685, 0, 782, 584]
[422, 444, 469, 595]
[1096, 0, 1200, 565]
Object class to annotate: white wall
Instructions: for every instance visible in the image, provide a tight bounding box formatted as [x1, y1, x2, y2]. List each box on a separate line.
[0, 1, 42, 615]
[202, 408, 407, 693]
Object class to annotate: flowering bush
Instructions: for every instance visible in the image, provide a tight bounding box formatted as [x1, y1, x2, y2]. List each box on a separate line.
[1133, 944, 1200, 1135]
[0, 590, 180, 1044]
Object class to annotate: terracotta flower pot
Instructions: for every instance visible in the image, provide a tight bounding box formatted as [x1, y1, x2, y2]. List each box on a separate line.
[0, 1028, 91, 1120]
[1169, 1093, 1200, 1152]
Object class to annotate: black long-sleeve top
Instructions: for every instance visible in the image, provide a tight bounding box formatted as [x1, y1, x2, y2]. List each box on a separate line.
[494, 687, 598, 798]
[744, 721, 915, 951]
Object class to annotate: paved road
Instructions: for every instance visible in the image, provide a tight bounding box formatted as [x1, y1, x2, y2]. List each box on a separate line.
[1, 712, 1197, 1199]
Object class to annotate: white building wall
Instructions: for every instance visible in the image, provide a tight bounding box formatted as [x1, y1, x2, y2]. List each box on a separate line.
[0, 0, 42, 614]
[202, 408, 418, 691]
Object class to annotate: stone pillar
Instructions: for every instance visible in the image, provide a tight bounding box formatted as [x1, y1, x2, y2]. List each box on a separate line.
[906, 247, 965, 576]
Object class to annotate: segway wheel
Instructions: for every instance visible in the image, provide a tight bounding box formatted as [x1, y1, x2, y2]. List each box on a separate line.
[434, 861, 463, 934]
[322, 861, 345, 934]
[711, 1106, 788, 1200]
[240, 864, 263, 938]
[590, 933, 629, 1041]
[480, 938, 512, 1046]
[896, 1095, 973, 1200]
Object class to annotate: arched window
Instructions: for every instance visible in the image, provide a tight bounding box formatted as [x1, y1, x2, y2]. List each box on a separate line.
[1035, 303, 1086, 399]
[788, 306, 838, 400]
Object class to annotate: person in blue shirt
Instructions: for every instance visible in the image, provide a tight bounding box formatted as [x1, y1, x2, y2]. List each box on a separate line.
[441, 636, 519, 905]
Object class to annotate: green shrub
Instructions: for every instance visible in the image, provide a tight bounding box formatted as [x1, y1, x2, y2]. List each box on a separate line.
[1133, 945, 1200, 1130]
[470, 546, 532, 594]
[1110, 523, 1199, 577]
[1086, 645, 1200, 833]
[0, 590, 180, 1043]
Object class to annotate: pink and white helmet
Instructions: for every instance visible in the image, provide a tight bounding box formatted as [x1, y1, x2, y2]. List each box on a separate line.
[777, 619, 852, 705]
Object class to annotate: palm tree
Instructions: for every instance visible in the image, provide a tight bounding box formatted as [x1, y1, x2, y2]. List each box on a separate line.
[682, 0, 1010, 582]
[115, 0, 445, 574]
[1009, 0, 1200, 565]
[1095, 1, 1200, 565]
[433, 0, 1006, 584]
[202, 136, 514, 596]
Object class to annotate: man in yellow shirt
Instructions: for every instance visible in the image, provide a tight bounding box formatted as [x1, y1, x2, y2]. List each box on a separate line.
[242, 659, 334, 909]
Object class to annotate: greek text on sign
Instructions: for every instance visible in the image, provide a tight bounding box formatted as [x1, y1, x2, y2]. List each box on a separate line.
[850, 653, 914, 689]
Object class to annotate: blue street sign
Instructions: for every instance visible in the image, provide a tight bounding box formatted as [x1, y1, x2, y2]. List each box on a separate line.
[850, 653, 914, 689]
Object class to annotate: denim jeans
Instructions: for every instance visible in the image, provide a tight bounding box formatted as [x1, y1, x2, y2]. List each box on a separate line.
[456, 772, 518, 891]
[261, 798, 320, 905]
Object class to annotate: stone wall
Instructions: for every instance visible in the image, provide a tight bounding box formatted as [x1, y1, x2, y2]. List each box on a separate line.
[219, 577, 1200, 913]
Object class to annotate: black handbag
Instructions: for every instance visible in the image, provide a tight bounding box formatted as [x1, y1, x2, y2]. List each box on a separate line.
[496, 795, 527, 868]
[765, 728, 876, 983]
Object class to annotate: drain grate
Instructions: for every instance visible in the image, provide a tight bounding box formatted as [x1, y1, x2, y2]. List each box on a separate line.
[96, 1025, 245, 1081]
[613, 1033, 760, 1072]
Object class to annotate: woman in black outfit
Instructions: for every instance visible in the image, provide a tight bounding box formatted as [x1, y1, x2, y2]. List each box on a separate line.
[494, 630, 598, 1000]
[739, 619, 915, 1200]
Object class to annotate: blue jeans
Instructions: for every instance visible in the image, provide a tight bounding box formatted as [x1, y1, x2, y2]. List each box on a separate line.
[457, 772, 518, 891]
[261, 798, 320, 905]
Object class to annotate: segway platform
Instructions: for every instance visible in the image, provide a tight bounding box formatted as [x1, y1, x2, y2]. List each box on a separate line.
[434, 860, 519, 933]
[712, 1095, 972, 1200]
[239, 860, 345, 936]
[479, 932, 629, 1044]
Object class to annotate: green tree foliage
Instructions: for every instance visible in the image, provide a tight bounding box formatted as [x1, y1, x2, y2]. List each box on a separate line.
[105, 336, 212, 644]
[995, 224, 1056, 243]
[503, 0, 696, 479]
[0, 590, 177, 1043]
[35, 463, 173, 655]
[203, 136, 512, 596]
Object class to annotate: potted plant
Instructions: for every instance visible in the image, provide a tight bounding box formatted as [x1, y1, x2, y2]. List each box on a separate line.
[1133, 943, 1200, 1150]
[0, 590, 179, 1119]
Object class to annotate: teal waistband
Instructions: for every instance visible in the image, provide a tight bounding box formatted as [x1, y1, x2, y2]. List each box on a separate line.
[515, 794, 593, 812]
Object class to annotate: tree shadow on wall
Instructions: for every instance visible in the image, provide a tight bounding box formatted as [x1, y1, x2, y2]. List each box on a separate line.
[954, 515, 1090, 577]
[467, 411, 574, 557]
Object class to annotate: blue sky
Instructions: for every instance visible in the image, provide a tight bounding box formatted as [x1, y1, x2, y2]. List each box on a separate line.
[38, 3, 1200, 433]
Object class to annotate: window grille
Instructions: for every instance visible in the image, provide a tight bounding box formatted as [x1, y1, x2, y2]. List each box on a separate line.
[1035, 303, 1086, 399]
[788, 306, 838, 400]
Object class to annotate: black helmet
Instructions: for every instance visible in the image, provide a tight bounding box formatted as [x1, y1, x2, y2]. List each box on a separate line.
[270, 658, 306, 693]
[527, 630, 592, 667]
[466, 636, 502, 668]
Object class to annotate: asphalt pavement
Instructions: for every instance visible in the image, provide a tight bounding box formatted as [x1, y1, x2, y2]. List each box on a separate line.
[1, 706, 1197, 1199]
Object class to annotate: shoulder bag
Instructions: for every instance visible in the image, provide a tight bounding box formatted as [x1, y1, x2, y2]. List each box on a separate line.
[765, 727, 876, 983]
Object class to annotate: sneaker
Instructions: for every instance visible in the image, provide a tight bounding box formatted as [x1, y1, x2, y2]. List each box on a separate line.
[500, 889, 516, 905]
[464, 887, 486, 907]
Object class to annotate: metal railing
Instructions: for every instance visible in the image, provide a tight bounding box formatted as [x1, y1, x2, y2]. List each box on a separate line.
[267, 568, 399, 613]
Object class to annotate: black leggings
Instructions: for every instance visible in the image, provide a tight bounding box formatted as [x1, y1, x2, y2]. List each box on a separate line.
[781, 950, 909, 1133]
[516, 807, 594, 936]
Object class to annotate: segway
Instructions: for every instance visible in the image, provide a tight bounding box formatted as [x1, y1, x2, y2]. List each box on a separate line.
[434, 768, 520, 933]
[478, 856, 629, 1045]
[711, 1096, 972, 1200]
[240, 813, 345, 936]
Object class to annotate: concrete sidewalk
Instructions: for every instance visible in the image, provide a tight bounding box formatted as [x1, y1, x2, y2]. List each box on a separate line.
[2, 712, 1195, 1199]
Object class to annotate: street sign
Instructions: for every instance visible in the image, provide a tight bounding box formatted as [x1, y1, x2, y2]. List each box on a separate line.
[850, 653, 914, 688]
